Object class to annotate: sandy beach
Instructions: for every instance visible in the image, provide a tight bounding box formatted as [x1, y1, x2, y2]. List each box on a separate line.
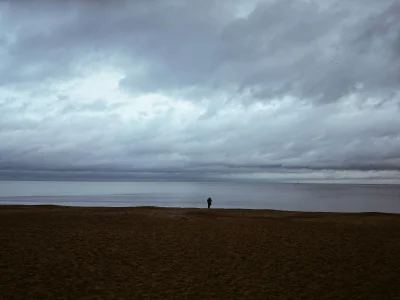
[1, 205, 400, 300]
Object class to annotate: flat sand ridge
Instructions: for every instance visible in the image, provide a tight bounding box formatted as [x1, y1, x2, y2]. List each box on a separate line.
[1, 205, 400, 299]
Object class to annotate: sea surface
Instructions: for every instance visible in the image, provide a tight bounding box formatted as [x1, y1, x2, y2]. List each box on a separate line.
[0, 181, 400, 213]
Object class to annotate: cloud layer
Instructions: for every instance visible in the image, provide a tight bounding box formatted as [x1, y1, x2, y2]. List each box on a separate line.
[1, 0, 400, 182]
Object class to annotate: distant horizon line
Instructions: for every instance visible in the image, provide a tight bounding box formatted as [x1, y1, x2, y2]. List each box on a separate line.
[0, 178, 399, 185]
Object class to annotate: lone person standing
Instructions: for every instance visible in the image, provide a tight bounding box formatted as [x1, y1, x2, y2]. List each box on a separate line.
[207, 197, 212, 209]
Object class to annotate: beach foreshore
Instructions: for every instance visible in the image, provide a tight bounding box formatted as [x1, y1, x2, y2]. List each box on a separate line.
[1, 205, 400, 299]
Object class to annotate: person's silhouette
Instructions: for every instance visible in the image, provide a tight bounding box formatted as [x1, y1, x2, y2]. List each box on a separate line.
[207, 197, 212, 209]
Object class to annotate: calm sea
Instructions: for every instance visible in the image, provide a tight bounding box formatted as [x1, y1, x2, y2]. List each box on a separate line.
[0, 181, 399, 213]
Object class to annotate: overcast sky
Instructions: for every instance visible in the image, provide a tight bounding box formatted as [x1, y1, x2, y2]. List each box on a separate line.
[0, 0, 400, 183]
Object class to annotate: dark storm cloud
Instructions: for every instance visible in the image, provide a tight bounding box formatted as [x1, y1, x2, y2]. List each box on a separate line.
[0, 0, 400, 182]
[3, 0, 399, 102]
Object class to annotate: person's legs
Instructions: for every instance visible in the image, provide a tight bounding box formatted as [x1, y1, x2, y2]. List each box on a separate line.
[208, 203, 210, 209]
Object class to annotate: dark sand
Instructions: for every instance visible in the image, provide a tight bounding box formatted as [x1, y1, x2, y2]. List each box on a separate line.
[1, 205, 400, 300]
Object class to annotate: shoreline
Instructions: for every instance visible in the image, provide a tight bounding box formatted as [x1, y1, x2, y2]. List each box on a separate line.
[1, 204, 399, 216]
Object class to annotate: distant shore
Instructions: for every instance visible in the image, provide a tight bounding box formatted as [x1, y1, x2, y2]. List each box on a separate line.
[1, 205, 400, 299]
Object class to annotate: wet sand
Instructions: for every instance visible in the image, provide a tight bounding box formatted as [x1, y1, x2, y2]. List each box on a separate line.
[1, 205, 400, 300]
